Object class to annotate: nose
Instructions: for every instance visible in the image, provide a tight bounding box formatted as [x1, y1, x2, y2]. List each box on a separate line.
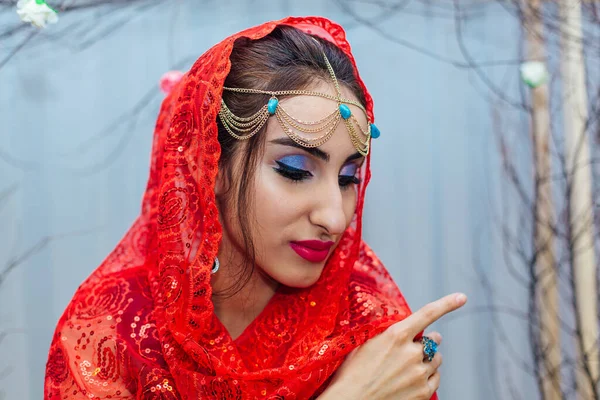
[308, 177, 347, 237]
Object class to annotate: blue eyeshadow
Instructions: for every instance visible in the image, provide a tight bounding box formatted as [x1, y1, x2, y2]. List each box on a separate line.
[340, 164, 358, 176]
[278, 155, 310, 170]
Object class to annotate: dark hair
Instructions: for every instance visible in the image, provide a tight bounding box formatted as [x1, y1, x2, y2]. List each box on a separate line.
[215, 25, 366, 297]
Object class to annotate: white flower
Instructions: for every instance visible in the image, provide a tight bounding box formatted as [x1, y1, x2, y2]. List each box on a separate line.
[520, 61, 549, 88]
[16, 0, 58, 29]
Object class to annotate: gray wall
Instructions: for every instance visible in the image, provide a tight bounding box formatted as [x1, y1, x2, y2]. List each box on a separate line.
[0, 1, 537, 399]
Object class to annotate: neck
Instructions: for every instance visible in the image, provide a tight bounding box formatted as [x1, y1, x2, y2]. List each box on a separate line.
[210, 253, 278, 340]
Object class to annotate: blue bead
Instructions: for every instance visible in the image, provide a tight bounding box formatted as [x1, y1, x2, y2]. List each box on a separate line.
[370, 123, 381, 139]
[268, 98, 278, 115]
[339, 104, 352, 120]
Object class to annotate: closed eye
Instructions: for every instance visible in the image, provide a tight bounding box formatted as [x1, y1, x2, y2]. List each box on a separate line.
[274, 161, 312, 182]
[338, 175, 361, 187]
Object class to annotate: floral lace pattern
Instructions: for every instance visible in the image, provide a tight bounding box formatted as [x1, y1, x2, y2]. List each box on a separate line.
[45, 16, 434, 400]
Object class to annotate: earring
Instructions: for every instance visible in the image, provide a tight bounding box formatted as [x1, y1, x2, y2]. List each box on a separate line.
[211, 257, 220, 274]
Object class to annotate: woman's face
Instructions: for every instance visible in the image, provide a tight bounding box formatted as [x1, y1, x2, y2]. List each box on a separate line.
[216, 80, 367, 289]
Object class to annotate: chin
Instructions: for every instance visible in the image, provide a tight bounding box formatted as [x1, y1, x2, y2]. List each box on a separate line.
[273, 264, 325, 289]
[288, 278, 320, 289]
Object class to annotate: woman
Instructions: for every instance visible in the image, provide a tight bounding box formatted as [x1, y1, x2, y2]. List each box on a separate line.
[44, 16, 466, 399]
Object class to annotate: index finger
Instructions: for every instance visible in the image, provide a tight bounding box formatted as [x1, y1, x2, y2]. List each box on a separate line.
[397, 293, 467, 337]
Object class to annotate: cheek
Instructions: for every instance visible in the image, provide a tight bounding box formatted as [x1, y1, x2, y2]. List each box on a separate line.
[342, 189, 358, 226]
[253, 168, 303, 233]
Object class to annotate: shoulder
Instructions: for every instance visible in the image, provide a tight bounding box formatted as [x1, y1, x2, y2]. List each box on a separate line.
[45, 266, 162, 399]
[63, 264, 153, 323]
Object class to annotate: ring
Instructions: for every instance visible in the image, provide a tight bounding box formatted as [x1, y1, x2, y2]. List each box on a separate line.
[421, 336, 438, 362]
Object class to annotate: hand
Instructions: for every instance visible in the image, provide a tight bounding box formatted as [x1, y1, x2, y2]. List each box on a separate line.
[323, 293, 467, 400]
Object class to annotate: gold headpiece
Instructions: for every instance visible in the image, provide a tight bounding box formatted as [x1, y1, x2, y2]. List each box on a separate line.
[218, 51, 380, 156]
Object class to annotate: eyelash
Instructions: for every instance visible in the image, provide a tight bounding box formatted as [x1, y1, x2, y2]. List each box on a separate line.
[274, 161, 361, 188]
[338, 175, 361, 187]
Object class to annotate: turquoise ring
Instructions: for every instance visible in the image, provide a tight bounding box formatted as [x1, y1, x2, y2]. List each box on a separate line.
[421, 336, 438, 362]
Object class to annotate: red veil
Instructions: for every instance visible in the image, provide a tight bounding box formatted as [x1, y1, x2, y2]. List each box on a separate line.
[45, 16, 433, 399]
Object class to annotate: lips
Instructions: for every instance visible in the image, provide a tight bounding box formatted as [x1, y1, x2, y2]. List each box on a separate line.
[290, 240, 335, 263]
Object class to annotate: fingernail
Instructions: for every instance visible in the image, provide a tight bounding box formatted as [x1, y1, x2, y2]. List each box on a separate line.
[455, 293, 467, 305]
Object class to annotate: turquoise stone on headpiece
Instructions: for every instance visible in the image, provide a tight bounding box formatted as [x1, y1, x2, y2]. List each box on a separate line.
[267, 98, 279, 115]
[218, 49, 372, 155]
[370, 123, 381, 139]
[339, 104, 352, 120]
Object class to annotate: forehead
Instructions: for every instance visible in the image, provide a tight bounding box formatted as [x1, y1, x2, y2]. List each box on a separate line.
[264, 80, 368, 155]
[277, 80, 365, 122]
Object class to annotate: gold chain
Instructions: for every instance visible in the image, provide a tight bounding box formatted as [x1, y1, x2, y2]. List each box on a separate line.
[218, 50, 371, 155]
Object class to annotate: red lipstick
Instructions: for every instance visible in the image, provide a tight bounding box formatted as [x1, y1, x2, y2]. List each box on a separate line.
[290, 240, 335, 263]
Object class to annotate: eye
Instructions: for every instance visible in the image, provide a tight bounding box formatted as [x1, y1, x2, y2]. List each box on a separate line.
[339, 164, 360, 188]
[274, 160, 312, 182]
[338, 175, 361, 188]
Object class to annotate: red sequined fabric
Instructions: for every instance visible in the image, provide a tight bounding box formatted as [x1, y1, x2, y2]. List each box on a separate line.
[45, 16, 436, 399]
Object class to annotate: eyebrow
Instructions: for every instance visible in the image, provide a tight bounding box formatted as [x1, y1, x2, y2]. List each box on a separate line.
[269, 137, 363, 164]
